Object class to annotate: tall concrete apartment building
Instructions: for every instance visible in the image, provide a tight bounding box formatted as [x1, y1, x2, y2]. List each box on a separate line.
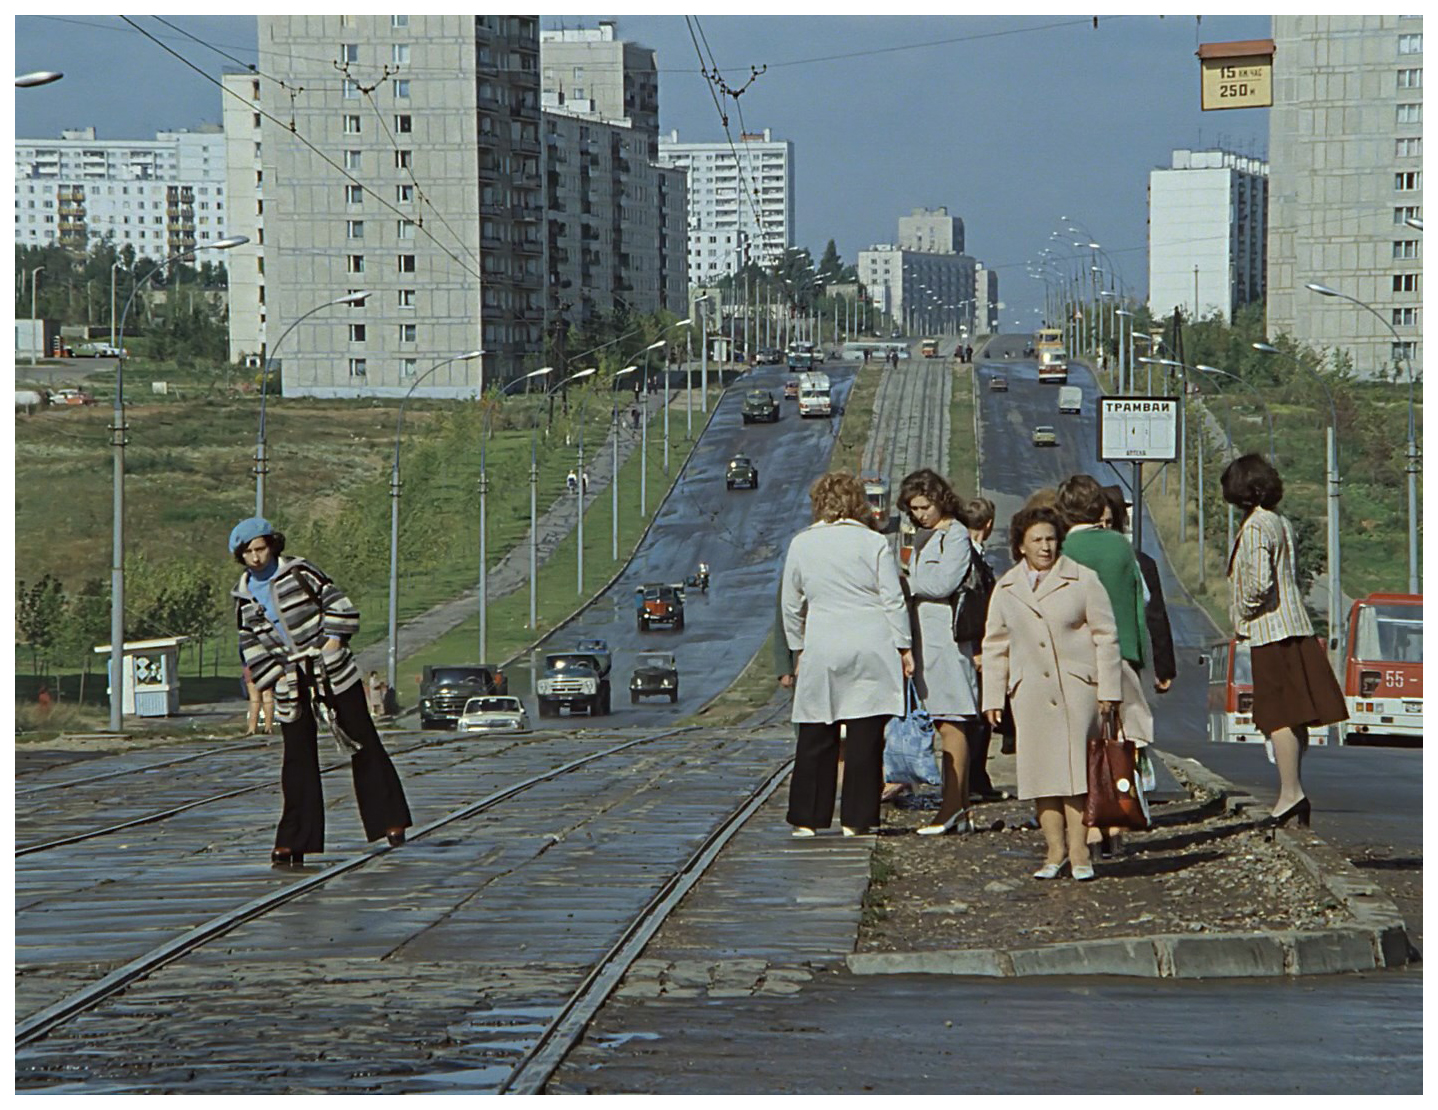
[858, 206, 977, 335]
[898, 206, 964, 255]
[974, 265, 999, 335]
[222, 73, 265, 363]
[15, 126, 227, 255]
[1266, 15, 1422, 377]
[657, 128, 793, 286]
[254, 14, 541, 396]
[1148, 148, 1268, 323]
[540, 22, 658, 155]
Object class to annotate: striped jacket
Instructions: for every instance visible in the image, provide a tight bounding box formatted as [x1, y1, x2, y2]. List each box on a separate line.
[1228, 507, 1313, 646]
[232, 556, 362, 723]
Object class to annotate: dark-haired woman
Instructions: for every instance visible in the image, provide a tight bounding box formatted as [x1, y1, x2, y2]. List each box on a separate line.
[897, 469, 980, 834]
[229, 516, 411, 866]
[1222, 456, 1346, 827]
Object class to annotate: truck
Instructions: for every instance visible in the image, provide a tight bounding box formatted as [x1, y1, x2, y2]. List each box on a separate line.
[637, 583, 685, 631]
[535, 644, 613, 717]
[797, 371, 833, 418]
[1057, 384, 1082, 413]
[418, 664, 509, 729]
[787, 345, 815, 372]
[920, 338, 940, 359]
[741, 389, 780, 423]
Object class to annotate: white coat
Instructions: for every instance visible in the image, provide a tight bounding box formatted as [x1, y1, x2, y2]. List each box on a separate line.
[783, 519, 911, 724]
[906, 526, 979, 720]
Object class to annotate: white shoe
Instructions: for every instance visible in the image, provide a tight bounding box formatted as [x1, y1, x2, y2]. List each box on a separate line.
[1032, 860, 1068, 880]
[1071, 863, 1097, 882]
[841, 826, 873, 837]
[917, 809, 973, 836]
[791, 826, 817, 838]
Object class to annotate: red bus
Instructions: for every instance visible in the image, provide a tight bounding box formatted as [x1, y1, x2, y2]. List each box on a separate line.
[1341, 593, 1422, 744]
[1206, 638, 1337, 749]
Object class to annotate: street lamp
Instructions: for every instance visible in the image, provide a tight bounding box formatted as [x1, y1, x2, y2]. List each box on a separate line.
[547, 367, 598, 593]
[107, 234, 247, 732]
[1306, 281, 1419, 594]
[611, 366, 639, 559]
[526, 368, 553, 630]
[694, 293, 712, 413]
[638, 339, 664, 515]
[15, 71, 63, 87]
[386, 350, 485, 690]
[661, 318, 693, 476]
[255, 289, 371, 515]
[28, 266, 44, 366]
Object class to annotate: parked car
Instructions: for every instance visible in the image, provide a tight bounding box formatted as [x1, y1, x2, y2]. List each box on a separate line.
[457, 695, 531, 734]
[742, 389, 780, 424]
[630, 652, 680, 703]
[1032, 425, 1058, 447]
[73, 342, 124, 358]
[783, 379, 799, 400]
[989, 376, 1008, 393]
[52, 388, 95, 405]
[725, 454, 759, 490]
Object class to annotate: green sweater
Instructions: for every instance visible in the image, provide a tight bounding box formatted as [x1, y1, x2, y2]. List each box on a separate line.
[1062, 527, 1148, 669]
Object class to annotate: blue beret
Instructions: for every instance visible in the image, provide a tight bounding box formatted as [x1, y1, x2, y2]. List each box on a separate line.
[229, 516, 277, 555]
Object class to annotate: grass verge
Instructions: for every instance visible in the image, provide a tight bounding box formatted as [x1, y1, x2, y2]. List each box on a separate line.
[949, 359, 977, 492]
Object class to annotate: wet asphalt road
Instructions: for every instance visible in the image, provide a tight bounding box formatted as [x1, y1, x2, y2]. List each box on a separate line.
[503, 363, 856, 721]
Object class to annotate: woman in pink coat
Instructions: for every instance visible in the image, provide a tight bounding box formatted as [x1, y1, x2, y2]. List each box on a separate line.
[981, 504, 1122, 882]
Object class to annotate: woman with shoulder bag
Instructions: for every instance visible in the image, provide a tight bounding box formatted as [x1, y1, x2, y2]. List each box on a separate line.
[229, 517, 412, 867]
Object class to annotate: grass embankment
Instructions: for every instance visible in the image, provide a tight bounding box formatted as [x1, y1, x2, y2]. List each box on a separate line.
[949, 359, 977, 494]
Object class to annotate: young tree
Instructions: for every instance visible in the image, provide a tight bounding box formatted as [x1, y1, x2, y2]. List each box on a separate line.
[16, 574, 66, 677]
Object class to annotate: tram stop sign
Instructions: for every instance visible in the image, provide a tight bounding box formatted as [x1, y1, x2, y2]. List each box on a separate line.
[1098, 396, 1179, 462]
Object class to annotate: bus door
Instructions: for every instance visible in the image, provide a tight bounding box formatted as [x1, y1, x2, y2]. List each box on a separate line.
[1207, 640, 1264, 747]
[1343, 594, 1423, 744]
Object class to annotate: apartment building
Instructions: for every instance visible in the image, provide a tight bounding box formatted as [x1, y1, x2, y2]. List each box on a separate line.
[540, 22, 659, 157]
[15, 126, 227, 255]
[1148, 148, 1269, 323]
[974, 264, 1000, 335]
[658, 128, 794, 286]
[222, 72, 265, 363]
[857, 244, 977, 336]
[1266, 15, 1422, 377]
[898, 206, 965, 255]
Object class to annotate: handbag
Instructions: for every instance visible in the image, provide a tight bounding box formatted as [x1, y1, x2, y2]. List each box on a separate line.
[883, 678, 941, 787]
[1082, 708, 1149, 830]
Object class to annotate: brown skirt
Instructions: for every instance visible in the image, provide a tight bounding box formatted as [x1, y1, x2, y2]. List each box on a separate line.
[1250, 635, 1348, 736]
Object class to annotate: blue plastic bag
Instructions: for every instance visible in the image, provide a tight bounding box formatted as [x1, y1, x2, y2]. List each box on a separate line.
[883, 678, 941, 786]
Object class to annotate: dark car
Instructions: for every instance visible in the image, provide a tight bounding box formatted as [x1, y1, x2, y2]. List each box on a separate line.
[630, 651, 679, 703]
[418, 664, 508, 729]
[725, 454, 759, 490]
[742, 389, 780, 424]
[989, 376, 1009, 392]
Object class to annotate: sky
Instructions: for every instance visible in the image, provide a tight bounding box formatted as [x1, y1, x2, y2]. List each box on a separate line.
[13, 12, 1273, 328]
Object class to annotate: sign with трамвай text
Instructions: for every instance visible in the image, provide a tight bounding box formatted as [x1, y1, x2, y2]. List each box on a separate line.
[1098, 397, 1178, 462]
[1197, 39, 1274, 111]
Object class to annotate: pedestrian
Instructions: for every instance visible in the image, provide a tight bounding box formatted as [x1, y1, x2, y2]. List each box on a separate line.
[229, 516, 412, 867]
[630, 405, 640, 430]
[897, 469, 980, 835]
[965, 344, 973, 363]
[566, 469, 579, 494]
[863, 348, 871, 364]
[366, 670, 385, 719]
[1222, 455, 1346, 827]
[782, 472, 914, 837]
[36, 684, 54, 721]
[244, 662, 275, 735]
[1100, 485, 1176, 695]
[981, 503, 1122, 881]
[959, 496, 1004, 801]
[581, 470, 589, 494]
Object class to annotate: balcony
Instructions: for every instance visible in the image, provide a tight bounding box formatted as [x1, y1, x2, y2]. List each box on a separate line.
[515, 237, 542, 255]
[512, 204, 543, 221]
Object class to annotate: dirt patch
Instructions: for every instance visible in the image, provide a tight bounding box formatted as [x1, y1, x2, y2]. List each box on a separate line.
[857, 788, 1350, 954]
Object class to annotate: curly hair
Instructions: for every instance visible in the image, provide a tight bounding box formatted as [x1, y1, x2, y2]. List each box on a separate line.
[1056, 473, 1108, 525]
[1008, 505, 1068, 562]
[1023, 487, 1058, 510]
[1221, 454, 1284, 510]
[897, 468, 963, 520]
[809, 471, 871, 525]
[233, 531, 286, 564]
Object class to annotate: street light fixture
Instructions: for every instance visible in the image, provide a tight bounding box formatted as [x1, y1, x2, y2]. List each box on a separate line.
[547, 367, 598, 593]
[611, 366, 639, 559]
[15, 71, 63, 87]
[639, 339, 664, 515]
[107, 234, 247, 732]
[28, 265, 44, 366]
[1305, 281, 1419, 595]
[255, 289, 371, 515]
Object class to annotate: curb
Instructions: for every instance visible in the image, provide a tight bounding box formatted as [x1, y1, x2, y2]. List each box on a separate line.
[847, 748, 1414, 979]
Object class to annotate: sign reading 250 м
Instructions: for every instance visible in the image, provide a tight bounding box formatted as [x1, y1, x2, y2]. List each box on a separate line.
[1197, 39, 1275, 111]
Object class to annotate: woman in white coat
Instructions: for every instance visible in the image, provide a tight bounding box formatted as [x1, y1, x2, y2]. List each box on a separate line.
[897, 469, 981, 835]
[783, 472, 915, 837]
[981, 504, 1122, 881]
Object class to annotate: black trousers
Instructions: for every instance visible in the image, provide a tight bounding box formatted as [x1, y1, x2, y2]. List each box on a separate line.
[966, 716, 995, 793]
[787, 716, 887, 830]
[276, 672, 412, 853]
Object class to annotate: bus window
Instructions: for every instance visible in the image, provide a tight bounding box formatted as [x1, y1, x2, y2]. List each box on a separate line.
[1232, 642, 1253, 686]
[1353, 602, 1423, 663]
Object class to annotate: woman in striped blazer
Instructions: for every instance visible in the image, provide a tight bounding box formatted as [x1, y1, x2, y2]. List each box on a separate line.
[230, 517, 411, 866]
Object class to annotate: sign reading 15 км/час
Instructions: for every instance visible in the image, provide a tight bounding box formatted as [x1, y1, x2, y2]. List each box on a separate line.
[1098, 397, 1178, 462]
[1197, 39, 1275, 110]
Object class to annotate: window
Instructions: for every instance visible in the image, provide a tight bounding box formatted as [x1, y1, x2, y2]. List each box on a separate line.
[347, 288, 365, 308]
[1398, 68, 1421, 89]
[1393, 239, 1419, 259]
[349, 323, 367, 341]
[349, 358, 367, 377]
[1393, 273, 1419, 293]
[1392, 308, 1417, 327]
[400, 357, 417, 377]
[397, 219, 415, 239]
[394, 114, 412, 133]
[394, 150, 412, 170]
[340, 43, 358, 63]
[397, 289, 415, 308]
[394, 78, 410, 99]
[343, 149, 362, 171]
[396, 184, 413, 203]
[346, 219, 364, 238]
[347, 254, 366, 273]
[1395, 171, 1421, 191]
[392, 15, 408, 28]
[399, 323, 417, 343]
[1394, 206, 1421, 225]
[253, 112, 261, 129]
[398, 254, 416, 273]
[392, 44, 410, 65]
[344, 115, 362, 134]
[1396, 137, 1422, 157]
[1393, 341, 1417, 363]
[1397, 103, 1422, 124]
[346, 184, 364, 204]
[343, 79, 360, 99]
[1398, 33, 1422, 55]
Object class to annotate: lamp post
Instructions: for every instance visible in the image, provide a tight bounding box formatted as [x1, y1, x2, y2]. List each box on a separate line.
[28, 266, 44, 365]
[1138, 355, 1190, 542]
[695, 293, 711, 410]
[1306, 281, 1419, 595]
[110, 261, 128, 352]
[545, 367, 597, 592]
[611, 366, 638, 558]
[639, 339, 664, 515]
[107, 234, 247, 732]
[661, 317, 693, 476]
[386, 350, 485, 690]
[525, 367, 553, 630]
[15, 71, 63, 87]
[1254, 341, 1343, 657]
[255, 290, 371, 515]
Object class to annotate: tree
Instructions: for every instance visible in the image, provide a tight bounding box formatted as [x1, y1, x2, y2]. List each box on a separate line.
[818, 239, 843, 284]
[17, 574, 66, 677]
[56, 578, 110, 704]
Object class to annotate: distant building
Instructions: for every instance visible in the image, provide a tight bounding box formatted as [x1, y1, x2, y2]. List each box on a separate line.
[857, 244, 976, 337]
[1266, 15, 1422, 377]
[1148, 148, 1268, 324]
[898, 206, 965, 255]
[974, 265, 999, 335]
[540, 22, 659, 157]
[222, 73, 264, 365]
[15, 126, 226, 255]
[658, 128, 794, 286]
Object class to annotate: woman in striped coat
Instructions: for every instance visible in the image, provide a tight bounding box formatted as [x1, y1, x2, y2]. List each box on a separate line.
[230, 517, 411, 866]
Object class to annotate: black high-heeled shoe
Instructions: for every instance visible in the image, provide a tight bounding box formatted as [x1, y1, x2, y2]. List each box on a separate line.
[386, 828, 406, 848]
[1260, 796, 1311, 829]
[271, 848, 304, 867]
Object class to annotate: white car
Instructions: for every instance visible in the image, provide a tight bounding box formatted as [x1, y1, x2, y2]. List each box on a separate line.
[457, 695, 530, 734]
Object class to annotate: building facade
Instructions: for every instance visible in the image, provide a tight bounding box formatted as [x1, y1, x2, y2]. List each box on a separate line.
[898, 206, 965, 255]
[15, 126, 227, 255]
[974, 264, 999, 335]
[1148, 148, 1269, 323]
[222, 72, 265, 363]
[540, 22, 659, 157]
[657, 128, 794, 286]
[857, 244, 977, 336]
[1266, 15, 1422, 377]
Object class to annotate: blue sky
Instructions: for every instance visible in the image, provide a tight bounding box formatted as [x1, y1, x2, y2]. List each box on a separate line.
[15, 13, 1272, 326]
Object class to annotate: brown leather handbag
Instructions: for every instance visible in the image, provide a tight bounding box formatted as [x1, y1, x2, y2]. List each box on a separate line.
[1083, 708, 1149, 830]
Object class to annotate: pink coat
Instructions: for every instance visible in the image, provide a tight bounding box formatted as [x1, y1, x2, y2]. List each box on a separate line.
[980, 555, 1122, 799]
